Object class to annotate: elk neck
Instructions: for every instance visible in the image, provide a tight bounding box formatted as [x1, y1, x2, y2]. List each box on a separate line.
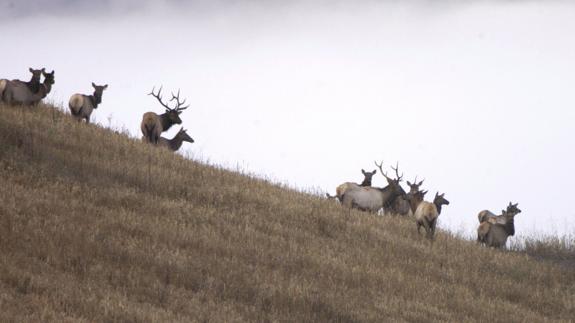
[159, 113, 176, 131]
[504, 218, 515, 236]
[168, 135, 185, 151]
[360, 179, 371, 186]
[434, 200, 443, 214]
[26, 75, 41, 94]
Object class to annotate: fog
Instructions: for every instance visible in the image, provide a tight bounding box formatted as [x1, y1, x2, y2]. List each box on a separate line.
[2, 0, 575, 238]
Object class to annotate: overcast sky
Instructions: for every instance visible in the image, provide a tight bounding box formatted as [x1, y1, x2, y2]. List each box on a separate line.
[2, 0, 574, 239]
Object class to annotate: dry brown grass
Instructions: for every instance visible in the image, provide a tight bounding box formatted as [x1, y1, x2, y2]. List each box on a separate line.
[0, 102, 574, 322]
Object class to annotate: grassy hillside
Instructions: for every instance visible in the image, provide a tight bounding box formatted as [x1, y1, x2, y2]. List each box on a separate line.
[0, 102, 574, 322]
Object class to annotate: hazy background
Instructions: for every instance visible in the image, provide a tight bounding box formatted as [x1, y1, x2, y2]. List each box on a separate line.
[2, 0, 574, 238]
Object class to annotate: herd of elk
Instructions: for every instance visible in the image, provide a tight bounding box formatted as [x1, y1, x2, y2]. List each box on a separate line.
[2, 69, 195, 153]
[329, 161, 521, 247]
[3, 68, 524, 248]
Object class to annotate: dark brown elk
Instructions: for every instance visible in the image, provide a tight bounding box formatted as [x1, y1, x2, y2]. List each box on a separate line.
[2, 70, 54, 106]
[339, 161, 405, 213]
[477, 202, 521, 248]
[156, 128, 194, 152]
[414, 192, 450, 239]
[326, 168, 376, 201]
[69, 83, 108, 123]
[141, 86, 189, 144]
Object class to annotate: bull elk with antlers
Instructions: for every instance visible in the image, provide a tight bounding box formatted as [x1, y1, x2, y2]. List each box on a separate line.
[339, 161, 405, 213]
[141, 86, 189, 144]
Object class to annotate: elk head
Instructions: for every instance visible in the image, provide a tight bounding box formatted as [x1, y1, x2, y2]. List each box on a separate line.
[505, 202, 521, 217]
[29, 67, 44, 81]
[177, 128, 195, 144]
[360, 169, 377, 186]
[375, 161, 405, 194]
[149, 85, 189, 125]
[91, 82, 108, 106]
[433, 192, 450, 214]
[42, 70, 55, 86]
[407, 176, 424, 194]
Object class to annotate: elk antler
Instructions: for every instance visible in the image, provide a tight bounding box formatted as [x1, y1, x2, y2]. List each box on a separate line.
[374, 161, 391, 181]
[390, 162, 403, 182]
[148, 86, 172, 111]
[170, 89, 190, 112]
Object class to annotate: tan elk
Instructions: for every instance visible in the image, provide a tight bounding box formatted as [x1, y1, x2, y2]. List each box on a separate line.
[68, 83, 108, 123]
[339, 161, 405, 213]
[141, 86, 189, 144]
[2, 69, 53, 106]
[477, 202, 521, 248]
[1, 68, 43, 101]
[414, 192, 450, 239]
[326, 168, 376, 201]
[405, 176, 427, 215]
[156, 128, 194, 152]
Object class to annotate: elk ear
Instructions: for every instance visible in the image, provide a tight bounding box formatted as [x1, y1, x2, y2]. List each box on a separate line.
[422, 190, 428, 196]
[372, 170, 376, 175]
[41, 68, 46, 72]
[418, 180, 424, 186]
[407, 181, 413, 186]
[103, 84, 108, 90]
[29, 67, 33, 73]
[92, 82, 96, 88]
[362, 169, 367, 175]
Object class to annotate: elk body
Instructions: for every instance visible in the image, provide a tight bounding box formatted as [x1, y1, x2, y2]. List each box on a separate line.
[414, 192, 450, 239]
[68, 83, 108, 123]
[477, 202, 521, 248]
[340, 161, 405, 213]
[141, 86, 188, 144]
[326, 168, 376, 201]
[1, 68, 43, 100]
[2, 68, 50, 105]
[156, 128, 194, 152]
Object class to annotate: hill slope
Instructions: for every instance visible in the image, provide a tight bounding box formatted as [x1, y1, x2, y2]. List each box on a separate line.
[0, 103, 573, 322]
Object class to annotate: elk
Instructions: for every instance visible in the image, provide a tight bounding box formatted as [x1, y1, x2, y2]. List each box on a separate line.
[477, 202, 521, 224]
[404, 176, 427, 215]
[141, 86, 189, 144]
[2, 70, 54, 106]
[385, 163, 410, 215]
[326, 168, 376, 201]
[1, 68, 43, 101]
[414, 192, 450, 239]
[156, 128, 194, 152]
[360, 169, 377, 186]
[339, 161, 405, 213]
[68, 83, 108, 123]
[477, 202, 521, 248]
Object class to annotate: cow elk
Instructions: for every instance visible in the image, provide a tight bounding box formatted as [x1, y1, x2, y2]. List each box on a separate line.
[414, 192, 450, 239]
[156, 127, 194, 152]
[68, 83, 108, 123]
[1, 68, 43, 101]
[141, 86, 189, 144]
[326, 168, 376, 201]
[477, 202, 521, 248]
[2, 69, 54, 106]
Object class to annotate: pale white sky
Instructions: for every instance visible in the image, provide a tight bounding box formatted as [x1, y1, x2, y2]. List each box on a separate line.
[2, 0, 574, 239]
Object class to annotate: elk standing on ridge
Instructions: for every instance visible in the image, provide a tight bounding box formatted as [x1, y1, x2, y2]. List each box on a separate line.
[405, 177, 427, 215]
[1, 68, 43, 101]
[326, 168, 376, 201]
[156, 127, 194, 152]
[340, 161, 405, 213]
[68, 83, 108, 123]
[2, 69, 55, 106]
[477, 202, 521, 248]
[414, 192, 450, 239]
[141, 86, 188, 144]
